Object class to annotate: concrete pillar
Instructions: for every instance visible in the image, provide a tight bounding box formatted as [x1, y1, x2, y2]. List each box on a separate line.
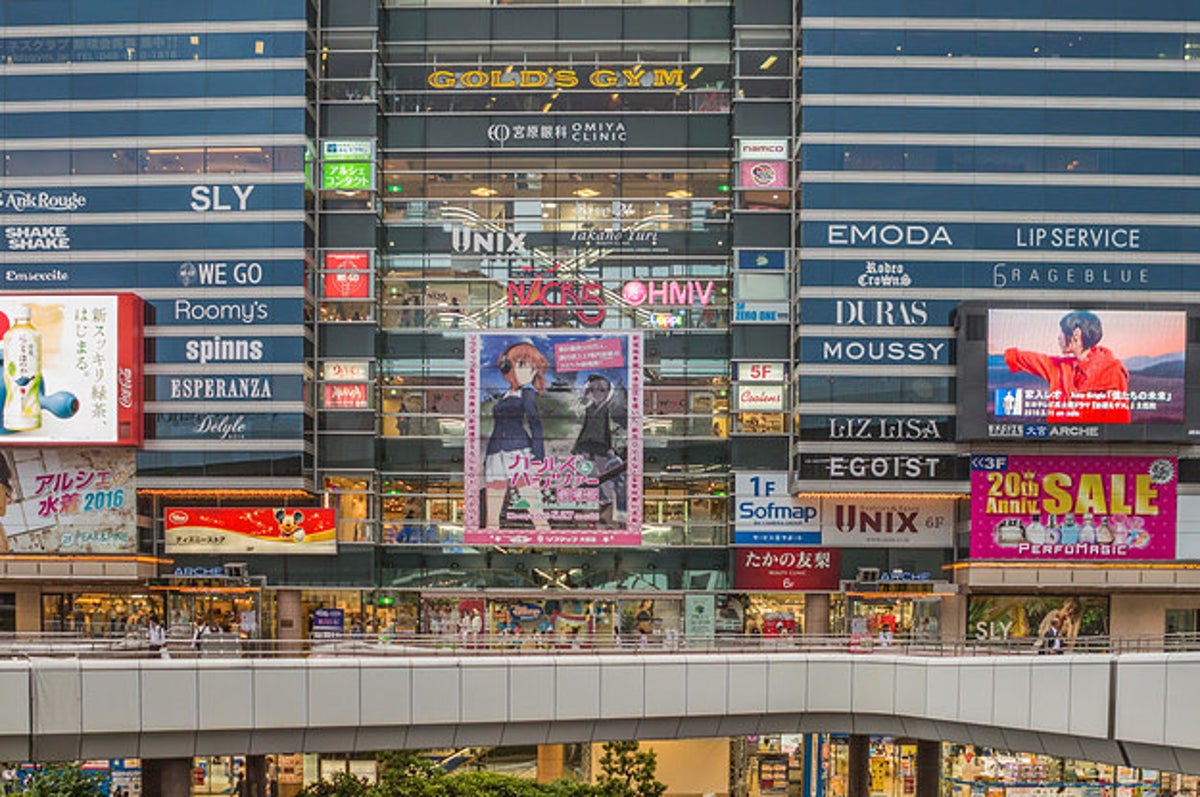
[847, 735, 870, 797]
[804, 593, 831, 636]
[14, 585, 40, 632]
[142, 758, 192, 797]
[246, 754, 268, 797]
[276, 588, 304, 649]
[938, 594, 967, 643]
[916, 740, 941, 797]
[537, 744, 565, 783]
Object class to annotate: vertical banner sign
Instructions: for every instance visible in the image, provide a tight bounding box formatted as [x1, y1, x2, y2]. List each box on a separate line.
[0, 294, 141, 444]
[970, 454, 1177, 560]
[1, 448, 136, 553]
[464, 332, 643, 546]
[684, 594, 716, 642]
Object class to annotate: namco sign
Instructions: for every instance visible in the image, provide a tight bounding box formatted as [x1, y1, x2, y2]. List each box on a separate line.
[738, 139, 788, 160]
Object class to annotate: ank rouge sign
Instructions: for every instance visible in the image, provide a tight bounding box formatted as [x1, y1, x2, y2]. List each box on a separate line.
[734, 547, 841, 591]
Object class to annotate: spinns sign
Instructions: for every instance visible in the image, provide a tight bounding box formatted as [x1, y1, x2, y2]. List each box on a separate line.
[734, 472, 821, 545]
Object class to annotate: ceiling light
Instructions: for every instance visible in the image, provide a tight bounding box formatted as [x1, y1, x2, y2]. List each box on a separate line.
[666, 189, 692, 199]
[573, 188, 600, 198]
[689, 66, 703, 79]
[470, 186, 498, 197]
[759, 55, 778, 70]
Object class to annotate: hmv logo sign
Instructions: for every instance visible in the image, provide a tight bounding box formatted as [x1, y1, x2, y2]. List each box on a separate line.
[451, 227, 527, 254]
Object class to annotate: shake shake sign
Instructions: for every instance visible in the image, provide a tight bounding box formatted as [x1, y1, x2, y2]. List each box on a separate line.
[970, 454, 1177, 560]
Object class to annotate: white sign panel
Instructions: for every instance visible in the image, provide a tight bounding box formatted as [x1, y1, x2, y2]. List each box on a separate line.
[738, 139, 789, 160]
[736, 362, 787, 383]
[735, 384, 784, 412]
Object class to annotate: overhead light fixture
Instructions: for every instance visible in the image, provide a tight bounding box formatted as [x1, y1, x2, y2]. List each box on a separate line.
[759, 55, 778, 70]
[541, 102, 553, 113]
[666, 189, 692, 199]
[689, 66, 704, 79]
[573, 188, 600, 198]
[470, 186, 498, 197]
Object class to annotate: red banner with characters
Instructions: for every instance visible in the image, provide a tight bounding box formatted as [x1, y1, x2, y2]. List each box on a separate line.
[734, 547, 841, 591]
[165, 507, 337, 554]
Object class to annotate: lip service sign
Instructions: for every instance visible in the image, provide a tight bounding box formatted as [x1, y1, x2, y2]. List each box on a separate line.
[165, 507, 337, 554]
[970, 455, 1177, 560]
[734, 547, 841, 591]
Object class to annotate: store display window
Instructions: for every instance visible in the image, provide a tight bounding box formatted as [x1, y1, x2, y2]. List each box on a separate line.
[945, 746, 1167, 797]
[42, 592, 162, 635]
[302, 590, 418, 637]
[488, 596, 616, 648]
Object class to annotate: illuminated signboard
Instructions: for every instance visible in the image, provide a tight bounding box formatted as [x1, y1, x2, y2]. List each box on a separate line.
[427, 65, 685, 90]
[0, 294, 141, 445]
[735, 384, 784, 412]
[322, 383, 369, 409]
[165, 507, 337, 554]
[321, 140, 375, 191]
[736, 362, 787, 382]
[957, 303, 1200, 442]
[323, 251, 372, 299]
[738, 139, 789, 160]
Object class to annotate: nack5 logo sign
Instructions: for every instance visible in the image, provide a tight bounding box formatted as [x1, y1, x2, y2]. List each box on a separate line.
[428, 65, 685, 90]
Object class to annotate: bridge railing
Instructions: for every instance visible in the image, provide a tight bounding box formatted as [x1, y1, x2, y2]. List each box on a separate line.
[0, 630, 1197, 658]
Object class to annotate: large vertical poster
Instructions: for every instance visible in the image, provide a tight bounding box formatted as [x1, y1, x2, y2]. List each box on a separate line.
[465, 332, 642, 545]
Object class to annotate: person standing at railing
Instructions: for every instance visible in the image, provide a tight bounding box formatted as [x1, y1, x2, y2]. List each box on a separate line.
[1040, 617, 1064, 654]
[148, 616, 167, 657]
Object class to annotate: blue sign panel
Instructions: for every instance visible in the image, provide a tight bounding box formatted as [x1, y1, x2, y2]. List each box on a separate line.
[798, 299, 959, 327]
[150, 412, 305, 440]
[802, 221, 1200, 253]
[150, 336, 306, 365]
[0, 259, 304, 290]
[737, 250, 787, 270]
[800, 258, 1180, 292]
[0, 184, 301, 215]
[152, 374, 303, 402]
[147, 298, 304, 326]
[800, 336, 953, 365]
[1, 221, 303, 252]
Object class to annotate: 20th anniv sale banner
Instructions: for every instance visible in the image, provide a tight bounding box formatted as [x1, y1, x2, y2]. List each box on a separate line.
[970, 454, 1177, 560]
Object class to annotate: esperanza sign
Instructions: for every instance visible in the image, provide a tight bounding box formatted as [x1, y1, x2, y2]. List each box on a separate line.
[970, 454, 1177, 560]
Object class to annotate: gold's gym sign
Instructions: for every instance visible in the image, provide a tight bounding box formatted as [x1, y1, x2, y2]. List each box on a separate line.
[427, 65, 686, 90]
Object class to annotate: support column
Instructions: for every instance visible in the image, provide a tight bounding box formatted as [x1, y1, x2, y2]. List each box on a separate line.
[847, 735, 870, 797]
[537, 744, 565, 783]
[14, 585, 40, 632]
[277, 588, 304, 649]
[804, 593, 830, 637]
[916, 740, 942, 797]
[246, 754, 268, 797]
[142, 758, 192, 797]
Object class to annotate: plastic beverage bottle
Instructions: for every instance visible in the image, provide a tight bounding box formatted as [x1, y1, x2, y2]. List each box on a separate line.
[3, 306, 42, 431]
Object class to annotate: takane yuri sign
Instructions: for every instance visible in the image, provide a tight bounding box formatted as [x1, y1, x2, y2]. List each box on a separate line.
[165, 507, 337, 554]
[970, 454, 1176, 560]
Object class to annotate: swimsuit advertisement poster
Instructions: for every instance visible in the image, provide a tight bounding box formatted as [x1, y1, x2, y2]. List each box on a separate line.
[464, 332, 643, 546]
[970, 454, 1176, 560]
[0, 447, 136, 553]
[988, 308, 1185, 425]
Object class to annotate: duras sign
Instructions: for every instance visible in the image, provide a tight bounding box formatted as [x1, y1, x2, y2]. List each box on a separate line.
[428, 65, 685, 90]
[165, 507, 337, 555]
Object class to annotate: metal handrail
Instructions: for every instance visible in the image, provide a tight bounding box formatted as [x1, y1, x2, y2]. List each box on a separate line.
[0, 630, 1197, 659]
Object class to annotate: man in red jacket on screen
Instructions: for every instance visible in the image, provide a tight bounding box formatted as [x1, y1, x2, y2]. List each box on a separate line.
[1004, 310, 1131, 423]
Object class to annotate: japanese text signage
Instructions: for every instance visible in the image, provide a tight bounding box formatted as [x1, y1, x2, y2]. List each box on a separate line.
[0, 294, 141, 445]
[165, 507, 337, 555]
[1, 448, 136, 553]
[970, 454, 1177, 561]
[323, 251, 372, 299]
[734, 547, 841, 591]
[321, 140, 375, 191]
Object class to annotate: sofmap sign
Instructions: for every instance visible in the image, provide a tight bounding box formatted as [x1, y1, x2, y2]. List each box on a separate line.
[735, 472, 821, 545]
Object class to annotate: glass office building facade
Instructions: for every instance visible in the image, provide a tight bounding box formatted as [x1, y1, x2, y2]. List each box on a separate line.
[1, 0, 1198, 641]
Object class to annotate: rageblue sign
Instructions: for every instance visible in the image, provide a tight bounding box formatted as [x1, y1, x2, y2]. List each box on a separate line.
[798, 299, 959, 327]
[151, 335, 306, 365]
[800, 258, 1175, 292]
[0, 259, 304, 289]
[734, 472, 822, 545]
[152, 374, 302, 402]
[148, 298, 304, 326]
[800, 336, 952, 365]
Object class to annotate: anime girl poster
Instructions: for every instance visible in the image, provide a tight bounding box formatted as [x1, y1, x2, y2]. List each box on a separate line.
[464, 332, 643, 546]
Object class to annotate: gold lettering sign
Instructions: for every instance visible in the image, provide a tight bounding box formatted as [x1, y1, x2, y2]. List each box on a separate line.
[426, 66, 686, 90]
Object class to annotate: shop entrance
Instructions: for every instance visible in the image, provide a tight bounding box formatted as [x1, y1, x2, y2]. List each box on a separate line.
[153, 585, 268, 640]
